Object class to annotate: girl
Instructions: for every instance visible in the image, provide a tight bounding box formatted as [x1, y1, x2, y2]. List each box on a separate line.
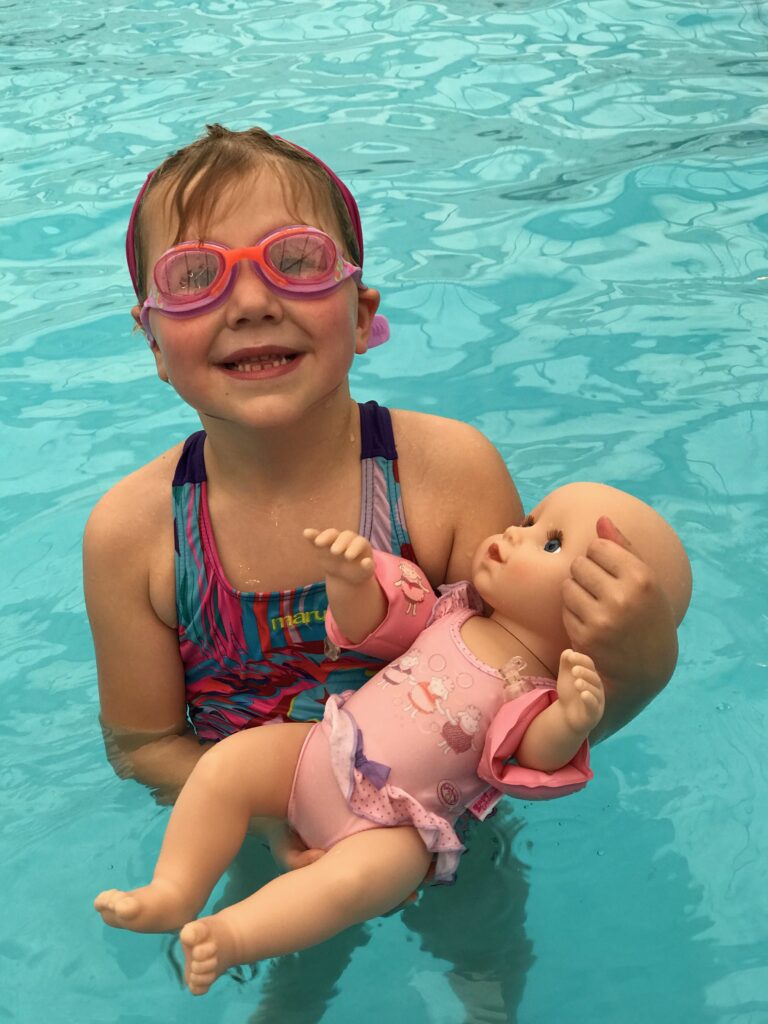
[84, 124, 679, 860]
[93, 482, 691, 995]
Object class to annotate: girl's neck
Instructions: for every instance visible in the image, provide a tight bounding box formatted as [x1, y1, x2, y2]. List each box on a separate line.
[199, 391, 360, 499]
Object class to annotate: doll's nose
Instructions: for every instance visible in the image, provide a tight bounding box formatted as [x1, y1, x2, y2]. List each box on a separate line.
[503, 525, 523, 544]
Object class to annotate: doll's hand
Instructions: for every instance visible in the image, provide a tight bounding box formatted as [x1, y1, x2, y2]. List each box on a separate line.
[554, 649, 605, 736]
[267, 821, 326, 871]
[560, 516, 677, 739]
[303, 528, 375, 586]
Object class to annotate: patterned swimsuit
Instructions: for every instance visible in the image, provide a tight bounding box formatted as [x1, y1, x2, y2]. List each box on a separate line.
[173, 401, 415, 740]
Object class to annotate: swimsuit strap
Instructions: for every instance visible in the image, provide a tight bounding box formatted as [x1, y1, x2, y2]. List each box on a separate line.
[357, 402, 414, 559]
[359, 399, 397, 459]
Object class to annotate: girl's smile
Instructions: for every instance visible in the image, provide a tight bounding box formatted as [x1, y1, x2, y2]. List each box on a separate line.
[217, 346, 303, 379]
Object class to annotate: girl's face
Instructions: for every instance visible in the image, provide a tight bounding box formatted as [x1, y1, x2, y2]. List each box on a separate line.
[134, 166, 380, 431]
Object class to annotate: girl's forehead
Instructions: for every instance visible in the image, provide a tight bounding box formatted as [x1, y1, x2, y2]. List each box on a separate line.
[144, 164, 341, 251]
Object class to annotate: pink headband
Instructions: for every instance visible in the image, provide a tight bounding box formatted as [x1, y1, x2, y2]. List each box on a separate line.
[125, 136, 367, 300]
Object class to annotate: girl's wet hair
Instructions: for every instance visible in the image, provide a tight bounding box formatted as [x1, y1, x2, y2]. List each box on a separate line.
[132, 124, 361, 303]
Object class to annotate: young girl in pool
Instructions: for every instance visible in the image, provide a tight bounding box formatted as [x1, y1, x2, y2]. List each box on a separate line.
[94, 481, 691, 995]
[84, 123, 679, 861]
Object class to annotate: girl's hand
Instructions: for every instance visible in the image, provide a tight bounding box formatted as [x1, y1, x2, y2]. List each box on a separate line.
[303, 528, 375, 586]
[265, 820, 326, 871]
[561, 516, 678, 740]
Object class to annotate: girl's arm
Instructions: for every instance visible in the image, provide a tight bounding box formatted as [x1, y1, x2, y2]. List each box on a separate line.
[84, 487, 209, 805]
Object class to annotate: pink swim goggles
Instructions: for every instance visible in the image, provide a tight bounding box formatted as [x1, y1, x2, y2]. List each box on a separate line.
[128, 135, 390, 349]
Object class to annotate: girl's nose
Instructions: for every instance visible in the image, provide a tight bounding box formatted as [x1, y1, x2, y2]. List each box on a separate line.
[225, 262, 284, 327]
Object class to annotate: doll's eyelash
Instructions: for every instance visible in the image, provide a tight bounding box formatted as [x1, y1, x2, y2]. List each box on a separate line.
[522, 514, 535, 527]
[547, 529, 563, 543]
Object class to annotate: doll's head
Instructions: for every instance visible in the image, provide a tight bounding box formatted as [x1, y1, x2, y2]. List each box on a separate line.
[472, 482, 692, 672]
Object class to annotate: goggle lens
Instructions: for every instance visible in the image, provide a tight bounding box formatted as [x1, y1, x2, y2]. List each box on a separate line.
[265, 232, 337, 282]
[155, 250, 223, 299]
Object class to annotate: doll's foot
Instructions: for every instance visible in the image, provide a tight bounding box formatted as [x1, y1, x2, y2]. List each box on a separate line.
[94, 879, 196, 933]
[556, 649, 605, 735]
[180, 917, 239, 996]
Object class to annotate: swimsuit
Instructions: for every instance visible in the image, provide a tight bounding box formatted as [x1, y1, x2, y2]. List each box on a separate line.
[173, 401, 415, 741]
[287, 552, 592, 883]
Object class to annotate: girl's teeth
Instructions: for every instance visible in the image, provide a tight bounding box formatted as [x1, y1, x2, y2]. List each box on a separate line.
[230, 356, 291, 371]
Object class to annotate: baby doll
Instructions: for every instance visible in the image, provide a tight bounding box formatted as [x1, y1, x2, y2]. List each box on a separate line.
[94, 482, 691, 995]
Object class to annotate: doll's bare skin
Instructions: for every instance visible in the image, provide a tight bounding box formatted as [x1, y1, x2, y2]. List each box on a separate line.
[94, 483, 690, 995]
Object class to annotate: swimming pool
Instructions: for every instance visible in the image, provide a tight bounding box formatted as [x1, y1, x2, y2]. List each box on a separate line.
[2, 0, 766, 1020]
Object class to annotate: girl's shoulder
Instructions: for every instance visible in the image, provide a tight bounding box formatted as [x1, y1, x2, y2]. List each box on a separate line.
[389, 408, 514, 487]
[84, 441, 185, 551]
[387, 408, 523, 586]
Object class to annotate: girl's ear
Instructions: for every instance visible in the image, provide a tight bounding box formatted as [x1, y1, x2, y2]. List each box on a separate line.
[132, 304, 169, 381]
[151, 345, 170, 383]
[354, 287, 381, 355]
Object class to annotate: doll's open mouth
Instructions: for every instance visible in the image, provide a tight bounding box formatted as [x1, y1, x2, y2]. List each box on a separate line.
[487, 542, 504, 563]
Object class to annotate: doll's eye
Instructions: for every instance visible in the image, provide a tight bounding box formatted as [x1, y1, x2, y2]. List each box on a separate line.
[543, 530, 563, 553]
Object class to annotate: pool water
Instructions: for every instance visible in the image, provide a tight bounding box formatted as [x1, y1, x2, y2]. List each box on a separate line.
[2, 1, 767, 1021]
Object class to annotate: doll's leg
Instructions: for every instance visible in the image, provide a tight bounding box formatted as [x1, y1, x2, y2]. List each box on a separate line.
[179, 825, 432, 995]
[94, 723, 311, 933]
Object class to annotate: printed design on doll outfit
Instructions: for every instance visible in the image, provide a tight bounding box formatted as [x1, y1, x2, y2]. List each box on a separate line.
[405, 674, 454, 716]
[379, 649, 421, 687]
[393, 562, 431, 615]
[173, 402, 415, 740]
[439, 705, 483, 754]
[436, 780, 461, 809]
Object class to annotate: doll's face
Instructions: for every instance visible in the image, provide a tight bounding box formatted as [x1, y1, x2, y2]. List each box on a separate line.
[471, 485, 610, 631]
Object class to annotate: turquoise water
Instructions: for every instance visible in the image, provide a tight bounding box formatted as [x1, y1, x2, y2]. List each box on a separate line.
[2, 1, 767, 1021]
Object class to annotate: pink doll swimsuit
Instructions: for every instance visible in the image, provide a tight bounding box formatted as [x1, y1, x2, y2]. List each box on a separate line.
[287, 552, 592, 883]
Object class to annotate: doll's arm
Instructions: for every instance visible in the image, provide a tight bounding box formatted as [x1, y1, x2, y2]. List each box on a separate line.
[304, 530, 437, 659]
[304, 528, 387, 645]
[477, 652, 601, 799]
[513, 650, 604, 772]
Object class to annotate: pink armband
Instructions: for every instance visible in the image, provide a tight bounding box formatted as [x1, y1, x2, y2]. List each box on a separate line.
[477, 688, 593, 800]
[326, 550, 436, 660]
